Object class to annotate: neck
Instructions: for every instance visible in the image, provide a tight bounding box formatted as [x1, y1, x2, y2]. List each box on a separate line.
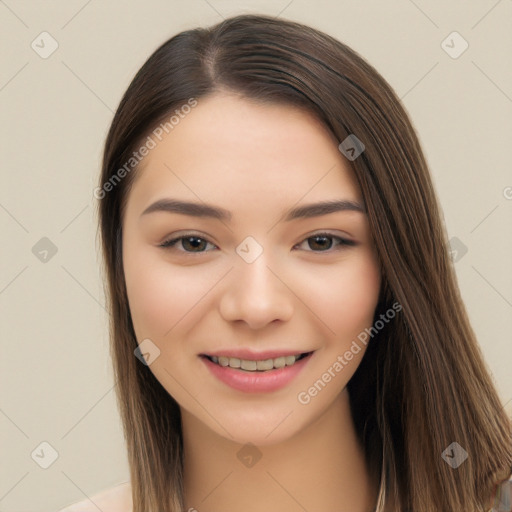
[181, 388, 378, 512]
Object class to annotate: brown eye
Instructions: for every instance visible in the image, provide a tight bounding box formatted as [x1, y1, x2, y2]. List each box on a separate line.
[160, 235, 216, 253]
[295, 233, 356, 252]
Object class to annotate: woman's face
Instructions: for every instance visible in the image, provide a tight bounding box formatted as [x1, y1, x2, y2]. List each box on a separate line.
[122, 92, 381, 445]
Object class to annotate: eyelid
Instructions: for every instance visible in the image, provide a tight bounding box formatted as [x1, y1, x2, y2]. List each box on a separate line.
[300, 229, 355, 243]
[293, 231, 357, 251]
[158, 231, 218, 251]
[158, 230, 357, 254]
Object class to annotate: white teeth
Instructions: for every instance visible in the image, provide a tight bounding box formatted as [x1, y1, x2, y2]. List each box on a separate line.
[273, 356, 286, 368]
[228, 357, 240, 368]
[285, 355, 296, 366]
[209, 353, 304, 371]
[256, 359, 274, 371]
[241, 359, 257, 370]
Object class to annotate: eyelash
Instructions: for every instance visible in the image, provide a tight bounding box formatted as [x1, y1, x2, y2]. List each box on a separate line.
[158, 232, 356, 254]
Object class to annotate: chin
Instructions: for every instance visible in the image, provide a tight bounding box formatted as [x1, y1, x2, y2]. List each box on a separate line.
[202, 400, 321, 448]
[219, 421, 300, 448]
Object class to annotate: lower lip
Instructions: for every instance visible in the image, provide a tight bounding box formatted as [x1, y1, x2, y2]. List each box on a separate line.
[201, 353, 314, 393]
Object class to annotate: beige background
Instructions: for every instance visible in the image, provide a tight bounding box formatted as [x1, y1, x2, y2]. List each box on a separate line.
[0, 1, 511, 510]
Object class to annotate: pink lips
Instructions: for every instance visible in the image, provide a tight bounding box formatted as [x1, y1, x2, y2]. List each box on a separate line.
[200, 351, 314, 393]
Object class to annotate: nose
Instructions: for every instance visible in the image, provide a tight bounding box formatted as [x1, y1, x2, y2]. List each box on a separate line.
[218, 252, 294, 330]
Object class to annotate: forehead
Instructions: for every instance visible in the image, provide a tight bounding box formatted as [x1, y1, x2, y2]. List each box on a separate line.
[124, 93, 362, 217]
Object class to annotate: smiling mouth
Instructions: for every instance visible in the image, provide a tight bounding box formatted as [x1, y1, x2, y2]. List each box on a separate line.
[202, 352, 313, 372]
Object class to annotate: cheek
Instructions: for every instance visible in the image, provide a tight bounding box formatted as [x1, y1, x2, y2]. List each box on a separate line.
[123, 245, 215, 340]
[124, 250, 166, 338]
[308, 253, 381, 340]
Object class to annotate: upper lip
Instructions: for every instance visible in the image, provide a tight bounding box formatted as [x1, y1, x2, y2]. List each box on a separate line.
[201, 349, 312, 360]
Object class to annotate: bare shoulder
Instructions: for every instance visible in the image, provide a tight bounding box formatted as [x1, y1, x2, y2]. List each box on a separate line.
[57, 481, 132, 512]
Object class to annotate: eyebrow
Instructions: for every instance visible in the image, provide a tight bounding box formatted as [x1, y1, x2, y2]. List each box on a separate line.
[140, 198, 366, 222]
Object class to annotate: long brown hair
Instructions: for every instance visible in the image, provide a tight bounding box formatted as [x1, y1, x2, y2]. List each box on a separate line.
[97, 14, 512, 512]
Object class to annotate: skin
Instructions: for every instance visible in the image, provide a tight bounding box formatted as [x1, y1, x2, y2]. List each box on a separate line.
[121, 92, 381, 512]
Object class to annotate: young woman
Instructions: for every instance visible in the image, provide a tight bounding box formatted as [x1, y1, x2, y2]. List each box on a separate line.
[60, 13, 512, 512]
